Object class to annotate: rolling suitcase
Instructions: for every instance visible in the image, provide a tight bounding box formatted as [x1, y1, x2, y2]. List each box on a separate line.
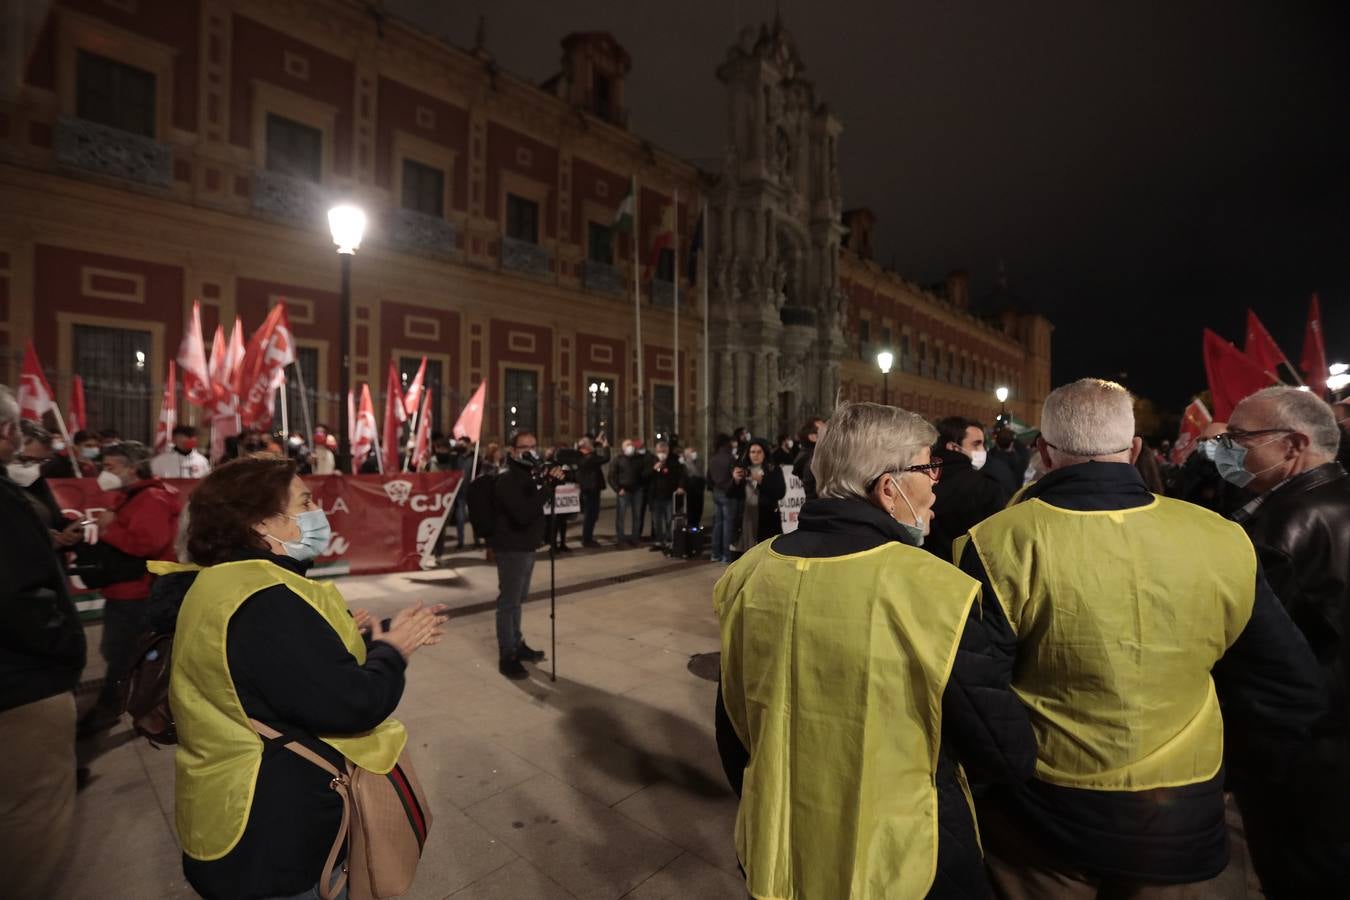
[670, 494, 705, 559]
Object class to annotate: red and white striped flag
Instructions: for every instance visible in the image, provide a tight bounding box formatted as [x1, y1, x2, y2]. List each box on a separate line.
[402, 356, 427, 419]
[351, 383, 378, 473]
[236, 303, 295, 429]
[453, 380, 487, 443]
[411, 389, 433, 471]
[17, 340, 55, 422]
[154, 361, 178, 453]
[178, 300, 213, 407]
[69, 375, 87, 433]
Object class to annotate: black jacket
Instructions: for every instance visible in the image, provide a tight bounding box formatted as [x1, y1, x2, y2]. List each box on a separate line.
[790, 443, 818, 500]
[575, 447, 611, 493]
[716, 498, 1037, 899]
[607, 452, 649, 494]
[490, 460, 548, 552]
[0, 472, 86, 713]
[649, 456, 687, 500]
[959, 462, 1325, 884]
[174, 549, 407, 900]
[982, 446, 1025, 497]
[708, 447, 737, 495]
[926, 448, 1010, 564]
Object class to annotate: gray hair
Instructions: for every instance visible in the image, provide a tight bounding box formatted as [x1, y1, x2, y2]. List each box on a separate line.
[814, 402, 937, 501]
[0, 384, 17, 428]
[1041, 378, 1135, 458]
[1240, 386, 1340, 457]
[102, 440, 154, 479]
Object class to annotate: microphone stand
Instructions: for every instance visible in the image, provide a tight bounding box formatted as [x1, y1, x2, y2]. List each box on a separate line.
[546, 477, 557, 683]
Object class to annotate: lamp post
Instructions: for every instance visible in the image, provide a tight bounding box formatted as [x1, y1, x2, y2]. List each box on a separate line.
[876, 350, 894, 405]
[995, 386, 1010, 425]
[1328, 362, 1349, 395]
[328, 203, 366, 473]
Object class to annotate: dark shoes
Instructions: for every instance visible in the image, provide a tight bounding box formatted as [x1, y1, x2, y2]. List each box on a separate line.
[498, 657, 530, 680]
[556, 544, 573, 553]
[77, 707, 121, 740]
[517, 641, 546, 663]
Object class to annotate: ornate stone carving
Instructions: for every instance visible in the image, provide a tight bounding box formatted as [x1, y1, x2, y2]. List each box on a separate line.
[583, 259, 624, 295]
[387, 208, 457, 260]
[252, 170, 327, 227]
[501, 235, 550, 278]
[53, 117, 172, 188]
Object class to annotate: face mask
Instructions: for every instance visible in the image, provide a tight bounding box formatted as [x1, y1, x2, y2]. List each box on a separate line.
[288, 436, 304, 448]
[656, 452, 668, 461]
[6, 461, 41, 487]
[623, 446, 635, 457]
[1212, 437, 1284, 489]
[52, 440, 66, 452]
[687, 452, 698, 462]
[81, 446, 100, 460]
[785, 440, 794, 450]
[970, 449, 988, 470]
[265, 508, 332, 561]
[515, 449, 540, 466]
[97, 470, 124, 491]
[891, 477, 928, 547]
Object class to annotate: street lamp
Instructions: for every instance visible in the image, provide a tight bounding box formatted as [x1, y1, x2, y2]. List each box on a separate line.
[876, 350, 894, 405]
[995, 386, 1010, 425]
[328, 203, 366, 473]
[1328, 362, 1350, 394]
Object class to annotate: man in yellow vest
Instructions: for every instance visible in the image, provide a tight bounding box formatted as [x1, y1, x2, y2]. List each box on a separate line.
[958, 378, 1325, 897]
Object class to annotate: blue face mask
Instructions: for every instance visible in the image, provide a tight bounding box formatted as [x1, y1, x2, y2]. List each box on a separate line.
[266, 508, 332, 561]
[892, 478, 928, 547]
[1209, 437, 1283, 489]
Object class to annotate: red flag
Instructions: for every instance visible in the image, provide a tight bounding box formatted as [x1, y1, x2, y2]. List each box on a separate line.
[1204, 328, 1273, 420]
[453, 380, 487, 443]
[69, 375, 87, 433]
[227, 316, 246, 384]
[207, 325, 230, 408]
[645, 200, 676, 280]
[1300, 294, 1328, 395]
[1243, 310, 1290, 382]
[411, 389, 433, 471]
[177, 300, 213, 406]
[17, 340, 55, 421]
[402, 356, 427, 419]
[382, 360, 407, 472]
[155, 361, 178, 453]
[1170, 398, 1213, 465]
[351, 384, 378, 473]
[236, 303, 295, 429]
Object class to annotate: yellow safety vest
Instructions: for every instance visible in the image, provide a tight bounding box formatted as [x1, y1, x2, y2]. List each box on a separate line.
[154, 559, 408, 861]
[715, 536, 981, 900]
[966, 496, 1255, 791]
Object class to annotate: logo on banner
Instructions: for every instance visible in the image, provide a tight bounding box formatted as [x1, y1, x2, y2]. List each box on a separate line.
[383, 479, 415, 506]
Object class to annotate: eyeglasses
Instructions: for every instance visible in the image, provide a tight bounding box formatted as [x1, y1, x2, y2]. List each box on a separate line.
[869, 459, 943, 491]
[1212, 428, 1294, 450]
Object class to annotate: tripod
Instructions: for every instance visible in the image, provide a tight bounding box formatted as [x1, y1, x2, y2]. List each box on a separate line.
[545, 480, 558, 683]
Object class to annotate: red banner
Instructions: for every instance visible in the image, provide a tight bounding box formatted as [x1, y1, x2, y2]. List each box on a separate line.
[48, 471, 463, 578]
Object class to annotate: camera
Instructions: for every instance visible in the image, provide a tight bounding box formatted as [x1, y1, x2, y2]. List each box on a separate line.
[531, 447, 583, 485]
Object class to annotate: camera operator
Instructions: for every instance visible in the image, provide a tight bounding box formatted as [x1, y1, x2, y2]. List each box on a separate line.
[491, 431, 564, 680]
[575, 434, 610, 548]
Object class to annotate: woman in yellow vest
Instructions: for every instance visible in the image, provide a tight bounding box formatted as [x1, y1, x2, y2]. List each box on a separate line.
[715, 402, 1037, 900]
[159, 456, 445, 899]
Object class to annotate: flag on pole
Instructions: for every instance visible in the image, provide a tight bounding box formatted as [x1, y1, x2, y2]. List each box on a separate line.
[236, 303, 295, 429]
[646, 199, 676, 278]
[1203, 328, 1272, 420]
[686, 210, 704, 284]
[1170, 398, 1213, 465]
[178, 300, 213, 407]
[1243, 310, 1292, 384]
[383, 359, 407, 473]
[402, 356, 427, 418]
[351, 384, 378, 473]
[69, 375, 87, 433]
[227, 316, 246, 385]
[453, 380, 487, 443]
[18, 340, 55, 422]
[411, 389, 433, 471]
[155, 361, 178, 453]
[1300, 293, 1328, 395]
[612, 183, 635, 233]
[207, 325, 231, 408]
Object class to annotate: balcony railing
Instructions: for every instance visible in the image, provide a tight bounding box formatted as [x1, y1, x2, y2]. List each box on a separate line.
[252, 170, 326, 225]
[649, 278, 675, 308]
[388, 208, 457, 260]
[583, 259, 624, 295]
[53, 117, 172, 188]
[501, 236, 550, 278]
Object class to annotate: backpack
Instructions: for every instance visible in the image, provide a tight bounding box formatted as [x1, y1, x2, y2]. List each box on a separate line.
[123, 630, 176, 746]
[466, 473, 498, 539]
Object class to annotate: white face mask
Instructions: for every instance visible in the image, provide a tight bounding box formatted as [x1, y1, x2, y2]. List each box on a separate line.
[970, 449, 988, 470]
[687, 452, 698, 462]
[6, 461, 41, 487]
[656, 452, 668, 461]
[623, 445, 635, 457]
[97, 469, 125, 491]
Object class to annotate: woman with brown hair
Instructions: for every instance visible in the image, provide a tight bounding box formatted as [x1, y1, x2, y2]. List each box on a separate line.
[161, 456, 443, 899]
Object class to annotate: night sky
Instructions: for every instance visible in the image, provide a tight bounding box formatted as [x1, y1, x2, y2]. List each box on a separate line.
[389, 0, 1350, 411]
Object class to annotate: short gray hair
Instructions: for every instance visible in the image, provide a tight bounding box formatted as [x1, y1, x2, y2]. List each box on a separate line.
[0, 384, 17, 428]
[814, 402, 937, 501]
[1240, 386, 1340, 456]
[1041, 378, 1135, 458]
[102, 440, 154, 479]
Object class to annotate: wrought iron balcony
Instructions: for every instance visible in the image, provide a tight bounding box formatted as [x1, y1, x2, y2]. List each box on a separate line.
[388, 208, 457, 260]
[252, 169, 327, 225]
[53, 117, 172, 188]
[583, 259, 624, 295]
[649, 278, 675, 308]
[501, 236, 550, 278]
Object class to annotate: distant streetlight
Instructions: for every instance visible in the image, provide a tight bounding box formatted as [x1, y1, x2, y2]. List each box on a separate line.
[876, 350, 894, 405]
[328, 204, 366, 473]
[1329, 362, 1349, 393]
[995, 385, 1010, 424]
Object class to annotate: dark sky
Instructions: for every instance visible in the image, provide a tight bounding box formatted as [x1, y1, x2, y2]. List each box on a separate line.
[388, 0, 1350, 410]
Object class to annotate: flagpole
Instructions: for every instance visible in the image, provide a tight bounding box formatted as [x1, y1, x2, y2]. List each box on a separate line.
[278, 378, 289, 437]
[673, 187, 680, 439]
[402, 404, 419, 473]
[701, 198, 710, 465]
[50, 404, 82, 477]
[633, 174, 645, 442]
[291, 361, 315, 440]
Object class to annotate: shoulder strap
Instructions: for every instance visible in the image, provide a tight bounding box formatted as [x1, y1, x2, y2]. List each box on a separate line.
[249, 719, 350, 900]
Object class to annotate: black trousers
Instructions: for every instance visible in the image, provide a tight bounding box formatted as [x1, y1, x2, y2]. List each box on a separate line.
[580, 488, 602, 543]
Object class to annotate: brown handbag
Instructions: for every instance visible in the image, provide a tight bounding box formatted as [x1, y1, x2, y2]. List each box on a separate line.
[251, 720, 432, 900]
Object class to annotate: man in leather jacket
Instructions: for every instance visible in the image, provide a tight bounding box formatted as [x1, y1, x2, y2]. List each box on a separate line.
[1224, 386, 1350, 895]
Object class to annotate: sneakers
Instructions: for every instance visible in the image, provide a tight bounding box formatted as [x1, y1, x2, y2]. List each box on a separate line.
[517, 641, 546, 663]
[498, 657, 529, 680]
